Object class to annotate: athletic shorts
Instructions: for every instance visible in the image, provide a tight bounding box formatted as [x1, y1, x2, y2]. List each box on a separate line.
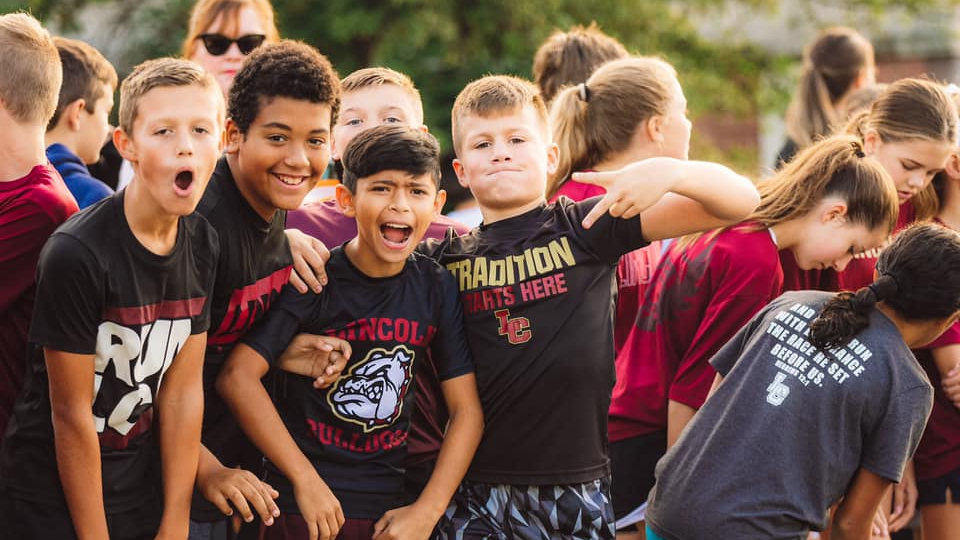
[610, 430, 666, 527]
[254, 513, 374, 540]
[0, 490, 161, 540]
[918, 465, 960, 506]
[435, 477, 615, 540]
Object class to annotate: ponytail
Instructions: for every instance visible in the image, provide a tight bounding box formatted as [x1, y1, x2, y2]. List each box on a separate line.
[547, 56, 678, 198]
[810, 223, 960, 350]
[809, 274, 898, 349]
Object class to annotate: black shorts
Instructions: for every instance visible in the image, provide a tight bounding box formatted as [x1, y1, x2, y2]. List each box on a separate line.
[918, 465, 960, 506]
[610, 430, 667, 523]
[0, 490, 162, 540]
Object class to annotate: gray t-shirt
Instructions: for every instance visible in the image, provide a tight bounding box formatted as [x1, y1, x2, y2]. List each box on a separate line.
[645, 290, 933, 540]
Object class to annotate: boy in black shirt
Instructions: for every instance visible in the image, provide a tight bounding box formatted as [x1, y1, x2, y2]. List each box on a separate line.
[0, 58, 223, 540]
[219, 125, 483, 540]
[190, 40, 347, 538]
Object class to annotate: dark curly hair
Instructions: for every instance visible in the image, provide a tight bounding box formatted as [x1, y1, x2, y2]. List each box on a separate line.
[810, 223, 960, 349]
[227, 40, 340, 134]
[341, 125, 441, 192]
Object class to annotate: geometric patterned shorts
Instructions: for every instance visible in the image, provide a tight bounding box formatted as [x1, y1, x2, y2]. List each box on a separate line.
[434, 477, 616, 540]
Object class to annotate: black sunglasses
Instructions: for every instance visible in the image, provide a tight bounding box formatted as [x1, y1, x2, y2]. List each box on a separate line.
[197, 33, 266, 56]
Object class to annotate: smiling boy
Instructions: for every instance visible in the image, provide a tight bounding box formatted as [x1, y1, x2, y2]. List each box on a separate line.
[0, 57, 223, 540]
[218, 125, 483, 540]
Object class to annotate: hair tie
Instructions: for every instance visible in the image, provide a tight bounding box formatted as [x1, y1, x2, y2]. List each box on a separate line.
[577, 82, 590, 102]
[867, 273, 898, 301]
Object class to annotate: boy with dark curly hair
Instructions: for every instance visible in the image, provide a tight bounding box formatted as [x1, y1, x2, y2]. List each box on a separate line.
[188, 39, 345, 540]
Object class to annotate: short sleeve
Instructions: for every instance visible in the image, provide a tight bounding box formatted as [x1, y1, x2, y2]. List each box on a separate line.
[861, 384, 933, 482]
[430, 267, 475, 381]
[565, 197, 648, 265]
[708, 306, 770, 377]
[241, 284, 322, 365]
[923, 321, 960, 350]
[28, 234, 104, 354]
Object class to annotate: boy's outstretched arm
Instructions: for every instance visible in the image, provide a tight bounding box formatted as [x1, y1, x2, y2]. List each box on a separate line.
[574, 157, 759, 240]
[154, 333, 206, 540]
[373, 373, 484, 540]
[47, 349, 110, 540]
[217, 343, 345, 540]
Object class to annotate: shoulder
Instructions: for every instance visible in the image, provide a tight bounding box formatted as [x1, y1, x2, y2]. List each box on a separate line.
[286, 199, 356, 246]
[709, 225, 780, 271]
[5, 164, 78, 223]
[552, 179, 606, 202]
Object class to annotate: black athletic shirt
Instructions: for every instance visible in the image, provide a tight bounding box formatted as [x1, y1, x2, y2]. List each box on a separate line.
[242, 247, 474, 519]
[0, 191, 217, 512]
[192, 157, 293, 519]
[419, 197, 647, 485]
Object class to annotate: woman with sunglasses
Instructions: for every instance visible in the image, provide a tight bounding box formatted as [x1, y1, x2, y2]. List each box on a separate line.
[182, 0, 280, 95]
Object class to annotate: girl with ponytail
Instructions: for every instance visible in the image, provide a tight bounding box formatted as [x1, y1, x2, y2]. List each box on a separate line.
[781, 78, 958, 293]
[547, 56, 692, 535]
[777, 26, 875, 166]
[645, 222, 960, 540]
[607, 134, 898, 534]
[912, 152, 960, 540]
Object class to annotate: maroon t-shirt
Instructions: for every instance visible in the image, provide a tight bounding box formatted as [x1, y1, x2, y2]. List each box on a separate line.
[914, 322, 960, 480]
[286, 199, 470, 465]
[0, 164, 77, 435]
[551, 179, 663, 353]
[609, 224, 783, 442]
[781, 200, 915, 293]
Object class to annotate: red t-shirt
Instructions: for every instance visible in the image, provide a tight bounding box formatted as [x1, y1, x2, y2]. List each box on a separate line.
[781, 200, 916, 293]
[551, 179, 663, 352]
[608, 224, 783, 441]
[0, 163, 78, 434]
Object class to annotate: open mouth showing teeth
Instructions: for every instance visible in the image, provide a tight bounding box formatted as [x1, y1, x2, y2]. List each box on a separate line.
[276, 174, 303, 186]
[381, 223, 412, 244]
[175, 170, 193, 190]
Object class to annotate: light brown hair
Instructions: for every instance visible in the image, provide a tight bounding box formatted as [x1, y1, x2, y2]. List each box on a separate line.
[451, 75, 549, 156]
[118, 57, 222, 135]
[0, 12, 61, 125]
[48, 37, 118, 131]
[533, 22, 628, 104]
[548, 56, 676, 197]
[341, 67, 423, 124]
[846, 78, 958, 220]
[786, 27, 874, 148]
[181, 0, 280, 58]
[678, 135, 898, 249]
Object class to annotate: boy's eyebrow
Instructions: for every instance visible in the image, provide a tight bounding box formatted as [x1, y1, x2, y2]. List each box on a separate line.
[260, 121, 330, 134]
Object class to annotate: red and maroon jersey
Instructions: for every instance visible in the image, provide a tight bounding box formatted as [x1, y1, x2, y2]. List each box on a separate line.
[0, 164, 77, 435]
[0, 192, 216, 512]
[609, 224, 783, 442]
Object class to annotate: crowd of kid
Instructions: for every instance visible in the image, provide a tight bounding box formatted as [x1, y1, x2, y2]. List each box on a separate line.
[2, 2, 960, 540]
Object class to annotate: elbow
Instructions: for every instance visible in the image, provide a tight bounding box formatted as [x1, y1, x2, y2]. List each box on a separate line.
[831, 516, 868, 540]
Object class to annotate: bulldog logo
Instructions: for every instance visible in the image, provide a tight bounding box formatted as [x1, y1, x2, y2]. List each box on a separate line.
[328, 345, 415, 432]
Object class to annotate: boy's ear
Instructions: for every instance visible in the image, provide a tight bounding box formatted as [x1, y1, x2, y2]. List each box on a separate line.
[65, 99, 86, 131]
[545, 141, 559, 175]
[452, 158, 469, 190]
[223, 118, 242, 155]
[946, 151, 960, 179]
[433, 188, 447, 217]
[335, 183, 357, 217]
[113, 126, 136, 163]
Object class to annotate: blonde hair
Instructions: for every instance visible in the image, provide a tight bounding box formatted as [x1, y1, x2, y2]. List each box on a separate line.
[533, 22, 628, 104]
[548, 56, 677, 198]
[341, 67, 424, 124]
[786, 27, 874, 148]
[0, 12, 61, 125]
[451, 75, 549, 155]
[846, 78, 958, 220]
[118, 58, 222, 135]
[182, 0, 280, 58]
[678, 135, 898, 249]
